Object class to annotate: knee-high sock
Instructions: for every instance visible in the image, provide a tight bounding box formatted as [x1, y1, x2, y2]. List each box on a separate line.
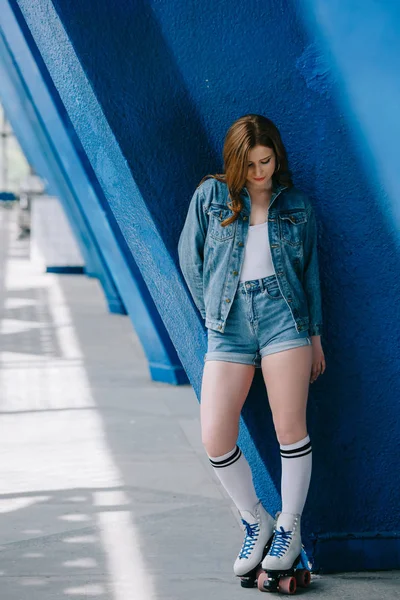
[280, 434, 312, 515]
[208, 445, 259, 513]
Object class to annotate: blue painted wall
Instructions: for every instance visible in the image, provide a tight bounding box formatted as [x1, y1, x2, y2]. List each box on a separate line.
[13, 0, 400, 570]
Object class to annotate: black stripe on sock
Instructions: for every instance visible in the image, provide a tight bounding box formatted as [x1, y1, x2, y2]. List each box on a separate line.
[280, 441, 311, 456]
[209, 445, 240, 466]
[212, 450, 242, 468]
[280, 447, 312, 459]
[209, 446, 242, 468]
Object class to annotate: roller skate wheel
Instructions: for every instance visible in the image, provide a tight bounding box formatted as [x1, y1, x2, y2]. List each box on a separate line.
[278, 575, 297, 595]
[240, 576, 255, 589]
[257, 571, 268, 592]
[255, 566, 264, 579]
[295, 568, 311, 588]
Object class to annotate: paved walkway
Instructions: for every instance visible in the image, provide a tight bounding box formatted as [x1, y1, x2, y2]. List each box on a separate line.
[0, 205, 399, 599]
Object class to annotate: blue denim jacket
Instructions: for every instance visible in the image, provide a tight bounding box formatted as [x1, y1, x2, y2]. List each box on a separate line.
[178, 177, 323, 337]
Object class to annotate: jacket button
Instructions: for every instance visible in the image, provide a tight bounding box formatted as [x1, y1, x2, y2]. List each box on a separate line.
[243, 216, 248, 221]
[226, 298, 231, 303]
[218, 325, 222, 330]
[238, 242, 244, 247]
[233, 270, 238, 276]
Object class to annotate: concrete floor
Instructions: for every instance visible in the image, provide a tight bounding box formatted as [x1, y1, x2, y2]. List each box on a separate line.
[0, 204, 399, 599]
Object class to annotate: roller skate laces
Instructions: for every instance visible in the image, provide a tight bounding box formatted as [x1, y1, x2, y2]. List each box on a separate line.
[234, 501, 276, 578]
[238, 519, 260, 559]
[268, 525, 293, 558]
[262, 513, 302, 572]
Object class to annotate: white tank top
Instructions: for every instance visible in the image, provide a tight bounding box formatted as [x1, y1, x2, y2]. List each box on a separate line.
[239, 221, 276, 282]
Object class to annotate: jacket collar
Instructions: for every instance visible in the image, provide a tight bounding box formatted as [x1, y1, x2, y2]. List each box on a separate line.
[240, 182, 287, 216]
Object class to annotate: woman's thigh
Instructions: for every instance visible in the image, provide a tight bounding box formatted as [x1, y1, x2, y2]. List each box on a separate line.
[200, 360, 255, 456]
[261, 345, 313, 445]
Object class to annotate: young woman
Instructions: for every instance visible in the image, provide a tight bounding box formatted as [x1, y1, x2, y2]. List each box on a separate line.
[178, 114, 326, 582]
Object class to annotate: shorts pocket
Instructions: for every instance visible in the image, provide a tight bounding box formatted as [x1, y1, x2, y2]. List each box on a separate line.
[265, 280, 283, 300]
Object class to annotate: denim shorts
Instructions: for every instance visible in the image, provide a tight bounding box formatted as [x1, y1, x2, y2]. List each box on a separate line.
[204, 274, 311, 368]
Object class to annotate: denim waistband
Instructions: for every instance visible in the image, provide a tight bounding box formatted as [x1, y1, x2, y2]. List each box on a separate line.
[238, 274, 278, 293]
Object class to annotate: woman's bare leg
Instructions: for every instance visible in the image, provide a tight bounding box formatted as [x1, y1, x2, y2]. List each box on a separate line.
[261, 345, 312, 446]
[201, 360, 255, 456]
[201, 359, 276, 577]
[260, 345, 313, 572]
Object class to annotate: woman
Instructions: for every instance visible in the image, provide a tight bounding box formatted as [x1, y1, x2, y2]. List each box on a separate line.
[178, 114, 326, 584]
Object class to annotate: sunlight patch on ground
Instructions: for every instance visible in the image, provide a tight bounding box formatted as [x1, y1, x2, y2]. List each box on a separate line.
[0, 231, 156, 600]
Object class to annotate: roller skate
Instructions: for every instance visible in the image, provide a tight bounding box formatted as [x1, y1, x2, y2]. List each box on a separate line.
[234, 500, 276, 588]
[258, 512, 311, 594]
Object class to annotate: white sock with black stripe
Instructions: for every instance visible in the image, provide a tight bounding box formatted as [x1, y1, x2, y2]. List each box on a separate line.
[280, 434, 312, 515]
[208, 445, 259, 513]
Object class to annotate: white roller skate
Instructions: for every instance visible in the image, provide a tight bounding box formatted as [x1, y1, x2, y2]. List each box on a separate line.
[234, 500, 276, 587]
[258, 512, 311, 594]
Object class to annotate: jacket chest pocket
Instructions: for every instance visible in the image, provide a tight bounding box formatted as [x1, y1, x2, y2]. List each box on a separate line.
[208, 205, 236, 241]
[278, 210, 307, 246]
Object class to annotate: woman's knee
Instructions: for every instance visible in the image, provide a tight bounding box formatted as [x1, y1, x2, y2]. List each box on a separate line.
[201, 421, 239, 457]
[274, 426, 308, 446]
[200, 400, 240, 455]
[200, 361, 253, 456]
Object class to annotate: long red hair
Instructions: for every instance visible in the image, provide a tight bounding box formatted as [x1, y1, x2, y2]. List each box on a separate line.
[198, 114, 293, 226]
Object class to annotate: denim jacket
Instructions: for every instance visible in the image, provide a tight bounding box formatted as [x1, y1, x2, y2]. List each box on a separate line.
[178, 177, 323, 337]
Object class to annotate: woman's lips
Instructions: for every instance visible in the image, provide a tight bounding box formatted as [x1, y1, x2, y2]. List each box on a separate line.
[254, 176, 265, 181]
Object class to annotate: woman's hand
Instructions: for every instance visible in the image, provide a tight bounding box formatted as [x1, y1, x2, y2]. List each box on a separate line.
[310, 336, 326, 383]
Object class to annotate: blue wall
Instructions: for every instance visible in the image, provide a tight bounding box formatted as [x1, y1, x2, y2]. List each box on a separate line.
[12, 0, 400, 570]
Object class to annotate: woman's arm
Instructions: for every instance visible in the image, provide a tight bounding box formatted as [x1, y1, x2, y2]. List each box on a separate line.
[303, 200, 323, 338]
[178, 185, 209, 319]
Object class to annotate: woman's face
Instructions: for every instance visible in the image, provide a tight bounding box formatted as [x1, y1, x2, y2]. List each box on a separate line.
[245, 145, 276, 190]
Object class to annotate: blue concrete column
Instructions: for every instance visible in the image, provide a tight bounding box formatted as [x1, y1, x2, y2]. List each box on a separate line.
[0, 31, 100, 278]
[0, 26, 123, 313]
[299, 0, 400, 231]
[1, 0, 187, 384]
[296, 0, 400, 569]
